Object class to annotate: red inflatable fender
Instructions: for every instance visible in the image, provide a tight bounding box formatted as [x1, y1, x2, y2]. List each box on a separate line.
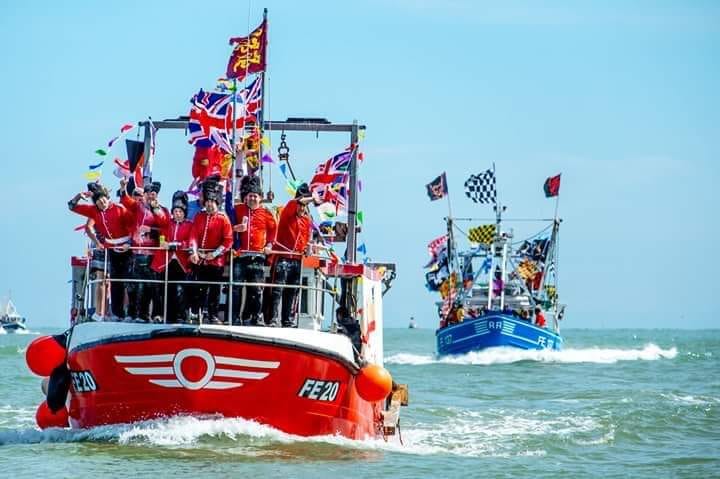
[26, 335, 66, 377]
[35, 401, 69, 429]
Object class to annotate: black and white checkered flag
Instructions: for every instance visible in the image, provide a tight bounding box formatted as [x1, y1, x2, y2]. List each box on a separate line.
[464, 169, 496, 204]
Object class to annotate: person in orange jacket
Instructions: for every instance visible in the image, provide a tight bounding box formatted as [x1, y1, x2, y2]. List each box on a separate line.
[231, 176, 276, 326]
[189, 181, 232, 323]
[120, 179, 167, 321]
[68, 183, 133, 319]
[152, 191, 193, 323]
[268, 183, 320, 327]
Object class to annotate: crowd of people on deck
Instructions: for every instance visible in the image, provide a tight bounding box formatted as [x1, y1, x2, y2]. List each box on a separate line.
[439, 304, 547, 329]
[68, 174, 323, 326]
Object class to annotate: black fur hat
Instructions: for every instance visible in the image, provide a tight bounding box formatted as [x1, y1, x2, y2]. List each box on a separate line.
[91, 187, 110, 204]
[144, 181, 161, 194]
[202, 180, 222, 204]
[240, 175, 262, 199]
[295, 182, 311, 199]
[171, 190, 188, 213]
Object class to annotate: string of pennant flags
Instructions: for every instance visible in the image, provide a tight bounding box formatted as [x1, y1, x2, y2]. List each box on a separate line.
[84, 123, 138, 182]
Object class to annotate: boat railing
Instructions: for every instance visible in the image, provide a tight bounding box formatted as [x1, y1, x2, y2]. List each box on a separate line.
[80, 243, 343, 326]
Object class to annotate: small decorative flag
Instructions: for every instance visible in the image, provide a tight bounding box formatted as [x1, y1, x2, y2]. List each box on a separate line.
[356, 211, 364, 225]
[480, 256, 492, 274]
[120, 124, 134, 133]
[357, 243, 367, 255]
[84, 171, 101, 181]
[468, 224, 496, 245]
[544, 173, 561, 198]
[426, 172, 448, 201]
[88, 161, 104, 170]
[107, 136, 120, 148]
[261, 153, 273, 164]
[464, 169, 496, 204]
[95, 149, 107, 156]
[358, 180, 363, 192]
[279, 163, 288, 178]
[517, 259, 538, 281]
[261, 135, 271, 147]
[427, 234, 448, 258]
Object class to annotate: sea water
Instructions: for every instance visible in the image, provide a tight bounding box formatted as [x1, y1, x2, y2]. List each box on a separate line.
[0, 328, 717, 478]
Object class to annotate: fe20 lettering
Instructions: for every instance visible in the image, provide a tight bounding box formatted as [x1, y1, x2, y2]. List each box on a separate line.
[70, 370, 98, 393]
[297, 378, 340, 402]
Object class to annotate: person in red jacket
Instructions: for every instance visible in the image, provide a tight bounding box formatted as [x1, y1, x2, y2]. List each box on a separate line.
[120, 179, 167, 321]
[269, 183, 320, 327]
[152, 191, 193, 323]
[231, 176, 277, 326]
[189, 183, 233, 323]
[68, 184, 132, 320]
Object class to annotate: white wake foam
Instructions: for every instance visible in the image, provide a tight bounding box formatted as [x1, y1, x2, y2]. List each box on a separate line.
[0, 409, 614, 458]
[385, 343, 678, 366]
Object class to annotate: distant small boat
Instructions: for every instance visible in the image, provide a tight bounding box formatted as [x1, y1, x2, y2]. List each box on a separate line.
[408, 317, 418, 329]
[1, 295, 28, 333]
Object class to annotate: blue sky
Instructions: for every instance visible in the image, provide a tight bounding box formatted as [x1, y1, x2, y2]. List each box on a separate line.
[0, 1, 717, 329]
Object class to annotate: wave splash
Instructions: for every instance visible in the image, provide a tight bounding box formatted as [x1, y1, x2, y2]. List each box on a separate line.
[385, 343, 678, 366]
[0, 415, 406, 455]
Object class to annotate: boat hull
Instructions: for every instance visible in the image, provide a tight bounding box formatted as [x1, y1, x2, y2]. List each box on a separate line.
[66, 323, 382, 439]
[2, 322, 27, 333]
[436, 313, 563, 355]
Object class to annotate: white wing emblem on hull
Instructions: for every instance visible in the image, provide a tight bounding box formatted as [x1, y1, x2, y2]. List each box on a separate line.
[114, 348, 280, 390]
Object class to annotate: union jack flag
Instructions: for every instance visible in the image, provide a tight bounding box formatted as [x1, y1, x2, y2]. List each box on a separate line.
[188, 77, 263, 152]
[309, 148, 353, 214]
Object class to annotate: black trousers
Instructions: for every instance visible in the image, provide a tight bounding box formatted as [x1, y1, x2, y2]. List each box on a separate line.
[161, 261, 189, 322]
[107, 250, 132, 318]
[269, 258, 302, 327]
[191, 264, 224, 319]
[127, 254, 155, 320]
[232, 256, 266, 325]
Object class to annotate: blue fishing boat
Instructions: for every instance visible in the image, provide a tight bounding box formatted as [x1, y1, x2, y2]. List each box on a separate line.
[424, 169, 566, 355]
[436, 313, 563, 355]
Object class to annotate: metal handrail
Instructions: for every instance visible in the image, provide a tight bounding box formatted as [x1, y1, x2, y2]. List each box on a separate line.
[84, 242, 339, 325]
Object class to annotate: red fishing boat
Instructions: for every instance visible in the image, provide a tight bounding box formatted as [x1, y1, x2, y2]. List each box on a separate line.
[26, 11, 407, 439]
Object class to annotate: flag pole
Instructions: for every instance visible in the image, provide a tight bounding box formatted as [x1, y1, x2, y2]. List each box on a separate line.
[444, 173, 458, 274]
[259, 8, 268, 196]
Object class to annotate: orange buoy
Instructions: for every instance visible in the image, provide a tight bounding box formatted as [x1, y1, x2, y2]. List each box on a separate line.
[355, 364, 393, 402]
[26, 335, 66, 377]
[35, 401, 69, 429]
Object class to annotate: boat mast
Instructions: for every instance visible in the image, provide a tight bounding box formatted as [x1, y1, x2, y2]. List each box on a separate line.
[444, 175, 458, 276]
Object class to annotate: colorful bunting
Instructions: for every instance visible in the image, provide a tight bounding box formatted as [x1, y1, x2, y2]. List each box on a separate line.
[358, 180, 363, 192]
[95, 149, 107, 156]
[261, 153, 273, 164]
[84, 171, 101, 181]
[120, 124, 134, 133]
[357, 243, 367, 255]
[279, 163, 288, 178]
[356, 211, 364, 225]
[88, 161, 104, 170]
[261, 135, 271, 148]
